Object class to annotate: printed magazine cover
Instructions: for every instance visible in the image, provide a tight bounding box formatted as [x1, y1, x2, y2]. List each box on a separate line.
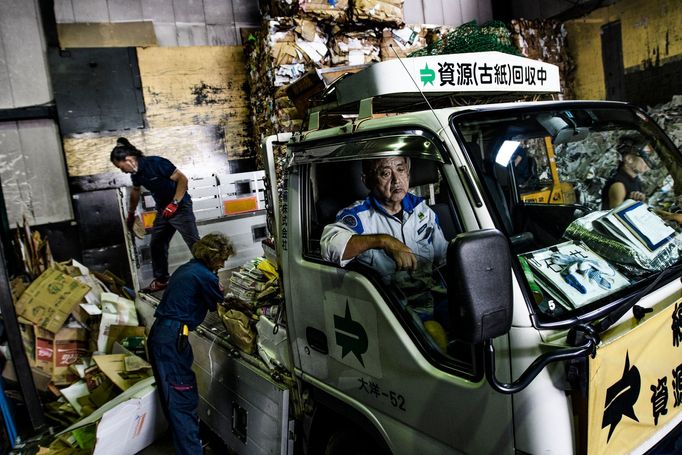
[521, 240, 629, 309]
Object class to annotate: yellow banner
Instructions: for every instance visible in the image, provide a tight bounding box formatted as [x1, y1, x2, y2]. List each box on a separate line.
[588, 300, 682, 454]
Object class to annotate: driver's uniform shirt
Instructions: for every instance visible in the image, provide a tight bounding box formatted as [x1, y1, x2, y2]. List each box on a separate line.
[321, 193, 448, 290]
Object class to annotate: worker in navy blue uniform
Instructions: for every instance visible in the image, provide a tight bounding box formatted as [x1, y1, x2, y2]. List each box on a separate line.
[147, 233, 234, 455]
[111, 137, 200, 293]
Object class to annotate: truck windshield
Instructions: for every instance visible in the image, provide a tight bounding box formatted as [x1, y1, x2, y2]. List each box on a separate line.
[453, 104, 682, 321]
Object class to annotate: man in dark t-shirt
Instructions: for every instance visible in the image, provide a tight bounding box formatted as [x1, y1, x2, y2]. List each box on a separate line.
[111, 138, 200, 292]
[601, 134, 654, 210]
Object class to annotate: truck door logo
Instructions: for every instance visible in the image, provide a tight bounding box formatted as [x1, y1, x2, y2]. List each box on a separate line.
[602, 352, 641, 441]
[334, 302, 368, 367]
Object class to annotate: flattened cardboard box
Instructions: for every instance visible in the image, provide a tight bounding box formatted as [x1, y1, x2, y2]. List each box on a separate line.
[35, 325, 89, 385]
[16, 267, 90, 333]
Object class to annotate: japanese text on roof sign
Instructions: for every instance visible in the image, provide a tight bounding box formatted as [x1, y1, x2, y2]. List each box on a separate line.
[419, 61, 548, 88]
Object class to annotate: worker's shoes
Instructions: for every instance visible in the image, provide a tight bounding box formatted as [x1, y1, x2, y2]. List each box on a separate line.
[141, 279, 168, 293]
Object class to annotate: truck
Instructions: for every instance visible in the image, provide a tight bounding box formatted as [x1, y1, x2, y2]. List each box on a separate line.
[138, 51, 682, 454]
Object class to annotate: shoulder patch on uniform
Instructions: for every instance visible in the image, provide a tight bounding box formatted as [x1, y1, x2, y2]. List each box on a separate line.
[342, 214, 359, 228]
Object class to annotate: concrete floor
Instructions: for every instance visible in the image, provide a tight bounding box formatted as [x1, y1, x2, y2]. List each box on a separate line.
[137, 426, 231, 455]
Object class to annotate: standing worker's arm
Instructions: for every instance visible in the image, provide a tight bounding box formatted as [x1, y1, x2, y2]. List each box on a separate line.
[161, 169, 189, 218]
[126, 186, 141, 230]
[169, 169, 189, 203]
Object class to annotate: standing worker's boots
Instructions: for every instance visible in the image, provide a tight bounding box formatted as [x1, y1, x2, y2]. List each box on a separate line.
[141, 278, 168, 293]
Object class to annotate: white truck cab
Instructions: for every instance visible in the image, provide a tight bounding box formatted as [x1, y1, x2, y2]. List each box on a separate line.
[192, 52, 682, 455]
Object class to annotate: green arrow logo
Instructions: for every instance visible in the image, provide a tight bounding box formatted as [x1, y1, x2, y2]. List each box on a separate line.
[334, 302, 368, 367]
[420, 63, 435, 86]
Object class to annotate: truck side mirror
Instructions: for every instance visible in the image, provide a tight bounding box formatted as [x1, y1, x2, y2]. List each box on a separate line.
[447, 229, 599, 394]
[447, 229, 513, 344]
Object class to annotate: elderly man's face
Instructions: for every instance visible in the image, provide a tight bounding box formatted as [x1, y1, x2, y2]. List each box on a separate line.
[365, 157, 410, 209]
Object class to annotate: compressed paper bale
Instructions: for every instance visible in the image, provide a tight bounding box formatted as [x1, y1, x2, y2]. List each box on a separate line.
[299, 0, 349, 23]
[330, 30, 381, 66]
[353, 0, 404, 27]
[380, 25, 427, 60]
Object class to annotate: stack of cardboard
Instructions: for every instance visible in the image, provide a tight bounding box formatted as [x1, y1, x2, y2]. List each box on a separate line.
[246, 17, 329, 164]
[510, 18, 574, 99]
[353, 0, 404, 26]
[329, 28, 381, 66]
[380, 25, 429, 60]
[299, 0, 350, 23]
[247, 0, 407, 166]
[2, 260, 161, 453]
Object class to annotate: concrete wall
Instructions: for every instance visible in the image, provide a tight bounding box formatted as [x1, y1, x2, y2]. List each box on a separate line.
[54, 0, 259, 46]
[0, 0, 494, 228]
[0, 0, 73, 226]
[565, 0, 681, 103]
[404, 0, 492, 26]
[51, 0, 493, 47]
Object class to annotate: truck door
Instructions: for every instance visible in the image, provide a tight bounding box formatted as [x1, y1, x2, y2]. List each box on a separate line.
[281, 133, 514, 454]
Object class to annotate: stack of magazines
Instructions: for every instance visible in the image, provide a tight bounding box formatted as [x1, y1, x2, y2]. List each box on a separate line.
[593, 200, 675, 260]
[520, 240, 629, 310]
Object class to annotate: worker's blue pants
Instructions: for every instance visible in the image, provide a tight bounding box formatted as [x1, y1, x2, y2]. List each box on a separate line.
[148, 318, 201, 455]
[150, 201, 200, 282]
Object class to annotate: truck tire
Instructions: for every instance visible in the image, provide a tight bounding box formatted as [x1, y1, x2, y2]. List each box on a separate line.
[324, 427, 384, 455]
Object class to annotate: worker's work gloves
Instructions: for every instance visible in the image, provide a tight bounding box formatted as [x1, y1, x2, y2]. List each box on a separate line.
[162, 201, 179, 218]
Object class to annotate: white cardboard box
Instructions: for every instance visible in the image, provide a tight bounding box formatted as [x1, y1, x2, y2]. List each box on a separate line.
[59, 376, 167, 455]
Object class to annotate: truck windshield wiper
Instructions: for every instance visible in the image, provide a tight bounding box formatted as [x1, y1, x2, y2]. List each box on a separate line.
[592, 262, 682, 334]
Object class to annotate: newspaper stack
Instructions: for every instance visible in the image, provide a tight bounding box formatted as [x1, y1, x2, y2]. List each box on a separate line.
[228, 258, 280, 312]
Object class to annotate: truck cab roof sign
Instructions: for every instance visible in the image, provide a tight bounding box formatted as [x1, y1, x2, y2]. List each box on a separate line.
[334, 51, 561, 106]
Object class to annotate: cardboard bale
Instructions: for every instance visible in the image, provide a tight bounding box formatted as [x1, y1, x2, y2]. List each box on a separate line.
[299, 0, 349, 23]
[16, 267, 90, 333]
[266, 18, 328, 87]
[329, 30, 381, 66]
[380, 25, 428, 60]
[353, 0, 404, 26]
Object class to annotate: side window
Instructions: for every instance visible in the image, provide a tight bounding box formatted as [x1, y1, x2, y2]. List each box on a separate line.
[304, 156, 478, 378]
[305, 160, 366, 256]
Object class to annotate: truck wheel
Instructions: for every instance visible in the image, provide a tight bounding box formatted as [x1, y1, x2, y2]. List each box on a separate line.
[324, 428, 382, 455]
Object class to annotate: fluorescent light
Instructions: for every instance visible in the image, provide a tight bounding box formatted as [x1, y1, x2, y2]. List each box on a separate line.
[495, 140, 520, 167]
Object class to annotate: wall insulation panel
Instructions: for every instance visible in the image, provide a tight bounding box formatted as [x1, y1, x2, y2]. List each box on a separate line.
[0, 0, 51, 108]
[0, 120, 73, 226]
[48, 47, 145, 134]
